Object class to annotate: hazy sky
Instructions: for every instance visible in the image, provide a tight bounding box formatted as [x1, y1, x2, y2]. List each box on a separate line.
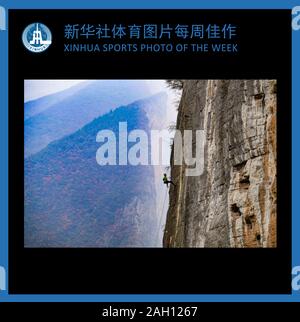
[24, 80, 87, 102]
[24, 79, 174, 102]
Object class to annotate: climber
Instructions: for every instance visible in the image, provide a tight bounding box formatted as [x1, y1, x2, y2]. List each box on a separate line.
[163, 173, 176, 187]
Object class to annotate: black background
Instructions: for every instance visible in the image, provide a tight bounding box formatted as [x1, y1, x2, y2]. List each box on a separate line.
[9, 9, 291, 294]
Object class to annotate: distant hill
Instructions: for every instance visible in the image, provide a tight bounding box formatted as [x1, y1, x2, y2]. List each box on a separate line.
[25, 93, 167, 247]
[24, 81, 90, 120]
[24, 80, 156, 157]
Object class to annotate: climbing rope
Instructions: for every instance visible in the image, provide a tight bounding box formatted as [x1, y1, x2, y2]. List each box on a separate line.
[155, 187, 168, 246]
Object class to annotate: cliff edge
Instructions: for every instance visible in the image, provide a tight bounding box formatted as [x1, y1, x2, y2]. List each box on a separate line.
[163, 80, 277, 248]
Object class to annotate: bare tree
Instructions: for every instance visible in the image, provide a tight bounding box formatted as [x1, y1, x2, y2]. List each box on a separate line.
[165, 80, 184, 90]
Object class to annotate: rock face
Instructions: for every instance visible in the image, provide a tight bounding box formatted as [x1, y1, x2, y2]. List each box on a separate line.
[163, 80, 277, 248]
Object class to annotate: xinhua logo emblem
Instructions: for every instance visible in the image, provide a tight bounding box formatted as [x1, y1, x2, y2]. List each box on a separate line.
[22, 22, 52, 53]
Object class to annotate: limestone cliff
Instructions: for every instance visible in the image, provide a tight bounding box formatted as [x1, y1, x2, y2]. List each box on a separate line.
[163, 80, 277, 248]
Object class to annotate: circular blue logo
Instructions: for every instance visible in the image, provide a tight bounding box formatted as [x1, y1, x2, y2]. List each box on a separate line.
[22, 23, 52, 53]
